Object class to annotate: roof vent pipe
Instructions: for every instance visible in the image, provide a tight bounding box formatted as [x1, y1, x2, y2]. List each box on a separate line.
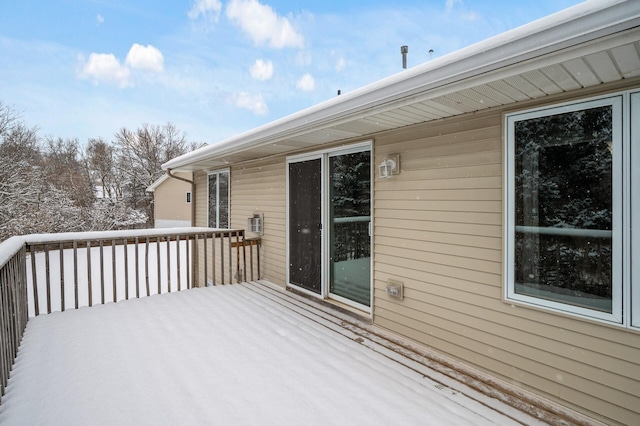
[428, 49, 434, 60]
[401, 45, 408, 69]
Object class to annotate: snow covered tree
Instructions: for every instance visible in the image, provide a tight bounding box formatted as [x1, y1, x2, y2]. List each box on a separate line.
[115, 122, 191, 226]
[0, 102, 46, 240]
[85, 137, 123, 200]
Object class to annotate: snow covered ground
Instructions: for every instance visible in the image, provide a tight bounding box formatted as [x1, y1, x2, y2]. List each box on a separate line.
[0, 281, 543, 425]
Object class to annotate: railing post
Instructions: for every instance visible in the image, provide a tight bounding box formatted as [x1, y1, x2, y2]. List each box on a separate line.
[242, 232, 247, 283]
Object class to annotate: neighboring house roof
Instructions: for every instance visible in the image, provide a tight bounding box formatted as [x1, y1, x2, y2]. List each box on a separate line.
[163, 0, 640, 172]
[146, 174, 170, 193]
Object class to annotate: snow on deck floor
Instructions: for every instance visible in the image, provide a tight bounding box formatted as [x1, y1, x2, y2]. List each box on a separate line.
[1, 282, 535, 425]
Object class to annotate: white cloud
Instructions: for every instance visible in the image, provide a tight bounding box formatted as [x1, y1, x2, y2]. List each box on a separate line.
[250, 59, 273, 81]
[125, 44, 164, 73]
[188, 0, 222, 22]
[78, 53, 131, 87]
[445, 0, 463, 12]
[96, 14, 104, 25]
[232, 92, 268, 115]
[296, 73, 314, 92]
[226, 0, 304, 49]
[78, 44, 164, 87]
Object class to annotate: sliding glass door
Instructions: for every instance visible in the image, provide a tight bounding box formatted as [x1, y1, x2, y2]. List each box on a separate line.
[329, 151, 371, 307]
[287, 144, 371, 309]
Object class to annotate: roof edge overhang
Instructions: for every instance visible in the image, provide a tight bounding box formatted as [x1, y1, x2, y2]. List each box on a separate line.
[163, 0, 640, 172]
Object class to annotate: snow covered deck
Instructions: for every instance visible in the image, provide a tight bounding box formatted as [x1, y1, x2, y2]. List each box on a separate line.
[0, 281, 545, 425]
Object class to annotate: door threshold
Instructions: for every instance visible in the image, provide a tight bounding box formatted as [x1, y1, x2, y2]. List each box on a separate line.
[286, 286, 372, 323]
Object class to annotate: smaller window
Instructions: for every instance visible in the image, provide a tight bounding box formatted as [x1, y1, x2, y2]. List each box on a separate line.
[186, 192, 192, 204]
[208, 170, 230, 228]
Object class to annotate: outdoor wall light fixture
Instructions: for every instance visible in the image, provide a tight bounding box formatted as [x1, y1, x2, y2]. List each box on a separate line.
[378, 154, 400, 179]
[247, 213, 264, 235]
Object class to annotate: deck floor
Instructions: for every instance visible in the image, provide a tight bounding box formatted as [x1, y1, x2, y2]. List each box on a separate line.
[0, 281, 544, 425]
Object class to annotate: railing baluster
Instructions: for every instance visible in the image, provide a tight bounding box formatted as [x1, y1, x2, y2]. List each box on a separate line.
[135, 237, 140, 298]
[177, 234, 181, 291]
[44, 245, 51, 314]
[112, 240, 117, 303]
[220, 232, 225, 285]
[156, 236, 161, 294]
[202, 233, 208, 287]
[212, 232, 216, 285]
[1, 265, 10, 392]
[256, 240, 261, 280]
[238, 231, 243, 283]
[186, 235, 191, 289]
[59, 242, 65, 312]
[124, 239, 129, 300]
[227, 232, 232, 285]
[87, 241, 92, 307]
[245, 240, 253, 281]
[145, 237, 150, 297]
[30, 244, 39, 316]
[73, 241, 79, 309]
[166, 235, 171, 292]
[100, 240, 105, 305]
[241, 232, 247, 283]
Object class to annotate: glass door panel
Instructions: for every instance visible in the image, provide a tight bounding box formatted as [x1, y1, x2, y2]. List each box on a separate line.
[329, 151, 371, 306]
[289, 159, 322, 293]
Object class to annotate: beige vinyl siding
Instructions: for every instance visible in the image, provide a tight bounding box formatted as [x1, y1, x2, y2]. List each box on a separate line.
[188, 80, 640, 425]
[193, 163, 285, 286]
[373, 88, 640, 425]
[152, 172, 192, 227]
[230, 159, 287, 287]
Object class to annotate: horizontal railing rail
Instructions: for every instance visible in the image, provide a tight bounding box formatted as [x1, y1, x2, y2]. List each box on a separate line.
[0, 227, 261, 401]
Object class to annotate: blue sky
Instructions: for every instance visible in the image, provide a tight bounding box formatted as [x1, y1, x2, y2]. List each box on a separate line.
[0, 0, 583, 145]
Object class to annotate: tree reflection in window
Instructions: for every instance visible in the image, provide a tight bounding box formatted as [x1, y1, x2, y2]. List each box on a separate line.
[514, 106, 613, 312]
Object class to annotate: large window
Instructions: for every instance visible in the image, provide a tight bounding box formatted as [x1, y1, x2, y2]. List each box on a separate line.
[506, 93, 639, 327]
[208, 170, 229, 228]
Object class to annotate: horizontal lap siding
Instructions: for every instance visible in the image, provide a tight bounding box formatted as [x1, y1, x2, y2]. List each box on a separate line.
[231, 160, 286, 286]
[373, 107, 640, 426]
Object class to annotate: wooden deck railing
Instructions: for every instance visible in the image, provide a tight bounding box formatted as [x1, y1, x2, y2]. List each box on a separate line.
[0, 237, 29, 399]
[0, 227, 260, 399]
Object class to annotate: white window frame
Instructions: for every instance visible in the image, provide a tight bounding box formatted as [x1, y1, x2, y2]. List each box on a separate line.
[207, 169, 230, 229]
[505, 94, 626, 325]
[631, 92, 640, 328]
